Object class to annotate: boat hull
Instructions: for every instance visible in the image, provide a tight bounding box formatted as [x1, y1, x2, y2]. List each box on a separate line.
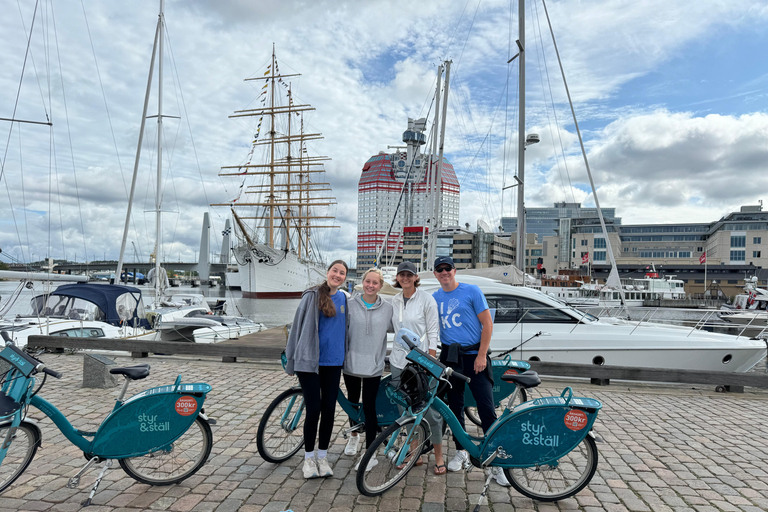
[232, 244, 326, 298]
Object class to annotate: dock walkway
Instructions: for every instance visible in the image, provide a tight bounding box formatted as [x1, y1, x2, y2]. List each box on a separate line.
[1, 352, 766, 512]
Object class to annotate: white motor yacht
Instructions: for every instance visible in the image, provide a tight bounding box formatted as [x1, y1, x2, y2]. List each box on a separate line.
[0, 273, 151, 349]
[420, 275, 767, 373]
[147, 293, 265, 343]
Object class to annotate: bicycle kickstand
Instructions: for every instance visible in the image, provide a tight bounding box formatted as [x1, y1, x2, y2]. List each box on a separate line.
[67, 456, 99, 489]
[81, 459, 113, 507]
[473, 449, 500, 512]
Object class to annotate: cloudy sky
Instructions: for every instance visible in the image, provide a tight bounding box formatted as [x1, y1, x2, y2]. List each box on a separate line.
[1, 0, 767, 268]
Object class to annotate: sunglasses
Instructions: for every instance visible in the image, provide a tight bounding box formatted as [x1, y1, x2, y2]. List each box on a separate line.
[434, 266, 454, 273]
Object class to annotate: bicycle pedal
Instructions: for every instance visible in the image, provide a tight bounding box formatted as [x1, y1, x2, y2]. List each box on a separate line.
[66, 476, 80, 489]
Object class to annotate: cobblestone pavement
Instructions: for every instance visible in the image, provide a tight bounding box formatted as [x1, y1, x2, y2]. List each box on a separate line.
[1, 353, 767, 512]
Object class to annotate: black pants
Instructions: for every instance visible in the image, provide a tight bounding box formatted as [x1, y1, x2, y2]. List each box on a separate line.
[296, 366, 342, 453]
[445, 353, 496, 450]
[343, 373, 381, 449]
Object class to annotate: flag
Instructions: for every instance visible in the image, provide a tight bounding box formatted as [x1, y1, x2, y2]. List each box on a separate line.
[699, 252, 706, 264]
[582, 253, 589, 264]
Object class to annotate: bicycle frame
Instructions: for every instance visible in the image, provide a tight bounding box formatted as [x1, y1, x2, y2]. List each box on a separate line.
[387, 344, 601, 470]
[1, 345, 210, 462]
[278, 352, 401, 429]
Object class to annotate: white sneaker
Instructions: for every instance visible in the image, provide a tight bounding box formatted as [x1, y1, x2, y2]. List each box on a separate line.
[447, 450, 469, 472]
[354, 456, 379, 472]
[491, 466, 511, 487]
[302, 458, 319, 479]
[345, 435, 360, 456]
[316, 457, 333, 477]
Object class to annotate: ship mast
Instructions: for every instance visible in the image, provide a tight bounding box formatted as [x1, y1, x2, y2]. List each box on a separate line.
[212, 46, 338, 261]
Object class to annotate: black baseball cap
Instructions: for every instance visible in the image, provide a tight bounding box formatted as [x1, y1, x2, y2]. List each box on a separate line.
[434, 256, 455, 269]
[397, 261, 418, 275]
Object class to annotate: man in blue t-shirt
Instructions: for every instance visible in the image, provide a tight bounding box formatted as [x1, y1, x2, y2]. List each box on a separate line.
[432, 256, 508, 486]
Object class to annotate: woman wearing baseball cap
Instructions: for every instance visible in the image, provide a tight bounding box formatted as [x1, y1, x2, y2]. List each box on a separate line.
[389, 261, 445, 474]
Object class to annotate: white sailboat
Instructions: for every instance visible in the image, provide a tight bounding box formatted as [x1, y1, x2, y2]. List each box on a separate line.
[214, 46, 338, 298]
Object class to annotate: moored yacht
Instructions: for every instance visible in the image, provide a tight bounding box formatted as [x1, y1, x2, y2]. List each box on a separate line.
[420, 275, 767, 373]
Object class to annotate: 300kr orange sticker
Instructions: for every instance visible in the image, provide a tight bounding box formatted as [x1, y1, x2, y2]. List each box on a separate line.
[563, 409, 588, 431]
[175, 396, 198, 416]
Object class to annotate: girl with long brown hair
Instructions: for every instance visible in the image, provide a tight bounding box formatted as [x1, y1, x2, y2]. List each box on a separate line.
[285, 260, 349, 479]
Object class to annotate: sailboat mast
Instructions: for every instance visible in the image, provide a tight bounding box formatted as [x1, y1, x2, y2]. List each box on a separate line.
[154, 0, 165, 301]
[515, 0, 527, 275]
[426, 64, 443, 270]
[115, 14, 161, 286]
[268, 44, 276, 248]
[433, 61, 451, 268]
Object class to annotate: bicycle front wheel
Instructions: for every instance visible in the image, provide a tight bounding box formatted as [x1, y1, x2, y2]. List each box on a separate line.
[256, 387, 305, 463]
[0, 421, 41, 493]
[119, 415, 212, 485]
[506, 433, 598, 501]
[465, 387, 528, 427]
[356, 417, 428, 497]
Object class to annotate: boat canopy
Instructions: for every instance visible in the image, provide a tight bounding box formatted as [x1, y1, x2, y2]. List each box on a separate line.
[32, 284, 151, 328]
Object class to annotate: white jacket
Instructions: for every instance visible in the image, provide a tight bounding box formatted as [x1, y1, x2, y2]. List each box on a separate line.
[389, 288, 440, 369]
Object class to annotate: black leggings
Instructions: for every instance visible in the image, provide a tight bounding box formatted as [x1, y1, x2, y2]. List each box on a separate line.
[296, 366, 342, 453]
[343, 373, 381, 449]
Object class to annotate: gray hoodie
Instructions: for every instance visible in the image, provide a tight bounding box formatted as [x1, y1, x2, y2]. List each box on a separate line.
[344, 294, 394, 378]
[284, 287, 350, 375]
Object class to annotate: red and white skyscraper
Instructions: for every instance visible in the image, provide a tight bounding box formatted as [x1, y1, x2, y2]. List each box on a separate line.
[357, 118, 460, 270]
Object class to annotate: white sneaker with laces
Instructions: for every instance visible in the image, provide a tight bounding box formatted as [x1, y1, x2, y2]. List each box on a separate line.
[316, 457, 334, 477]
[302, 458, 319, 479]
[345, 435, 360, 456]
[491, 466, 511, 487]
[447, 450, 469, 472]
[354, 456, 379, 472]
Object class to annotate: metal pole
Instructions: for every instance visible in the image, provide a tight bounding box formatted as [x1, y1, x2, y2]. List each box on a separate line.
[515, 0, 526, 274]
[154, 0, 165, 302]
[434, 61, 451, 269]
[115, 9, 160, 286]
[426, 64, 443, 270]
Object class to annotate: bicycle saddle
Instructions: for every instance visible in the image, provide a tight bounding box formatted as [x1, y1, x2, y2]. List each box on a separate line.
[500, 370, 541, 389]
[109, 364, 151, 380]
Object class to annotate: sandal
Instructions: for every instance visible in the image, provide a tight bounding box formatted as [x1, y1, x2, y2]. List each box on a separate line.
[433, 463, 447, 475]
[396, 456, 424, 470]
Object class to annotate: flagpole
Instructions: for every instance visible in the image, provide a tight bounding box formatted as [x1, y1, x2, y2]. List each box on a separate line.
[704, 251, 707, 296]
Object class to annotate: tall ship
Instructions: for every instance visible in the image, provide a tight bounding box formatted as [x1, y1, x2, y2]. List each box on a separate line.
[214, 47, 337, 298]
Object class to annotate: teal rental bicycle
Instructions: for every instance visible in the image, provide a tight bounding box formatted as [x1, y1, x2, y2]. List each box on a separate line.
[0, 337, 213, 506]
[356, 329, 602, 505]
[256, 353, 403, 463]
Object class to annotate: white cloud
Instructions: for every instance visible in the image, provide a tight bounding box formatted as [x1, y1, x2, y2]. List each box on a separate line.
[2, 0, 768, 270]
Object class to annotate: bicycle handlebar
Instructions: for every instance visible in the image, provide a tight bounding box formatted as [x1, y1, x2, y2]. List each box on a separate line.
[42, 366, 62, 379]
[445, 367, 470, 384]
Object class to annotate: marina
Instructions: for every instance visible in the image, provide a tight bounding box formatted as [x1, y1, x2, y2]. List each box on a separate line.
[0, 351, 765, 511]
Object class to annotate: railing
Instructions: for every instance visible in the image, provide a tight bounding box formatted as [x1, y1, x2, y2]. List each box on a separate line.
[27, 334, 285, 363]
[25, 335, 768, 392]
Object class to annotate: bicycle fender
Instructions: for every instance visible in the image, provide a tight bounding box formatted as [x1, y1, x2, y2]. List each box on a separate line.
[0, 418, 42, 449]
[0, 416, 40, 430]
[198, 411, 217, 426]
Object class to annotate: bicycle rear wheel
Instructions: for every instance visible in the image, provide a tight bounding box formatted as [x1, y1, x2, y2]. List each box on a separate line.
[505, 433, 598, 501]
[256, 387, 305, 463]
[465, 387, 527, 427]
[356, 417, 428, 497]
[0, 421, 41, 493]
[119, 415, 212, 485]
